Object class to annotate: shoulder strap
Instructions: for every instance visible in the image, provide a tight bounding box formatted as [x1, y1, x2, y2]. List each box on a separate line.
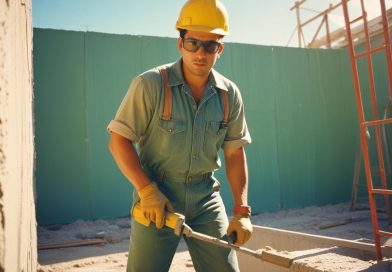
[158, 67, 172, 121]
[158, 66, 229, 126]
[220, 90, 229, 128]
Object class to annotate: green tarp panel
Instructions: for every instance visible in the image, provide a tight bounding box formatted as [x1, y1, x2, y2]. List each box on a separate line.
[84, 34, 180, 219]
[34, 29, 367, 224]
[34, 30, 91, 222]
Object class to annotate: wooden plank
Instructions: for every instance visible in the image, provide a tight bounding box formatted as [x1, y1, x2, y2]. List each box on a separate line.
[300, 1, 344, 28]
[290, 0, 307, 11]
[311, 7, 392, 48]
[318, 219, 352, 230]
[38, 239, 106, 250]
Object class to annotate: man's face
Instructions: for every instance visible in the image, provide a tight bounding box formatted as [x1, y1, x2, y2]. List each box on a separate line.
[178, 30, 224, 79]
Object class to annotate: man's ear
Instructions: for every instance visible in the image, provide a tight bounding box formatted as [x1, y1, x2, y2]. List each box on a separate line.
[217, 43, 224, 57]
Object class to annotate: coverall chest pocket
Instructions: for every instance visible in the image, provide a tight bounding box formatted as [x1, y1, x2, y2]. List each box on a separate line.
[157, 119, 186, 154]
[204, 121, 227, 158]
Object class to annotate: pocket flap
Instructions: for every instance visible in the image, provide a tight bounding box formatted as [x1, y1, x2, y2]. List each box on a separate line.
[158, 119, 186, 135]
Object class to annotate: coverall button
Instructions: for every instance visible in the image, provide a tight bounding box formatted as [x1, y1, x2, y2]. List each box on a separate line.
[188, 176, 192, 181]
[168, 128, 173, 133]
[192, 154, 196, 159]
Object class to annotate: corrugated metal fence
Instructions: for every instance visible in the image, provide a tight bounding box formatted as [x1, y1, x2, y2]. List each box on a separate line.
[34, 28, 386, 225]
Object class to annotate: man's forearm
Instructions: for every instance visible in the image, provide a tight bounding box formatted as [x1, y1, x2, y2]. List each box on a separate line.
[224, 147, 249, 206]
[109, 132, 151, 191]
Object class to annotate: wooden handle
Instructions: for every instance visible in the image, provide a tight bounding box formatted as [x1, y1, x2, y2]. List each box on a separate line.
[165, 211, 184, 230]
[131, 202, 184, 231]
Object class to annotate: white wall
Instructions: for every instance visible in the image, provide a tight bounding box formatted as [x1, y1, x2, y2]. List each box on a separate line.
[0, 0, 36, 271]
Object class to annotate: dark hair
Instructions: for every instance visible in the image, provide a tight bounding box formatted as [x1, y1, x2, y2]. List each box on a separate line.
[178, 29, 224, 41]
[179, 29, 186, 39]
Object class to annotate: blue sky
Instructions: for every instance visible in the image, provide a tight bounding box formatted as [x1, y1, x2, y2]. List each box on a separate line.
[32, 0, 391, 47]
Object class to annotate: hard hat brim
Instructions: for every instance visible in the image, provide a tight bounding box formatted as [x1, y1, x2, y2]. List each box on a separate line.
[176, 24, 228, 36]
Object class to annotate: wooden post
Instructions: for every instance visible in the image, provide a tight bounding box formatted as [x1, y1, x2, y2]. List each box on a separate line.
[295, 2, 303, 47]
[325, 14, 331, 48]
[325, 4, 333, 48]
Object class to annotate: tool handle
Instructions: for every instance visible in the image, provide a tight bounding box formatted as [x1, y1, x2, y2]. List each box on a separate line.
[131, 202, 183, 230]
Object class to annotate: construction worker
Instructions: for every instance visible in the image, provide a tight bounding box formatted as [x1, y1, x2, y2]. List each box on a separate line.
[108, 0, 252, 271]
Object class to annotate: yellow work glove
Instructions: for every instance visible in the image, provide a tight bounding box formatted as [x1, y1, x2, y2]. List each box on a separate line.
[137, 182, 173, 229]
[227, 213, 253, 246]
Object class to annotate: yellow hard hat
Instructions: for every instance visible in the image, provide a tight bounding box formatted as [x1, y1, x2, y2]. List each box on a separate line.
[176, 0, 229, 36]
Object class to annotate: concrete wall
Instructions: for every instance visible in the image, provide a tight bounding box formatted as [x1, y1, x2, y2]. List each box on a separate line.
[0, 0, 36, 271]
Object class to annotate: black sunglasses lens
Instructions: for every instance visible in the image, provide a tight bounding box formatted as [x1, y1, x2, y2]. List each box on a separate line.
[183, 39, 221, 53]
[183, 39, 200, 52]
[204, 41, 220, 53]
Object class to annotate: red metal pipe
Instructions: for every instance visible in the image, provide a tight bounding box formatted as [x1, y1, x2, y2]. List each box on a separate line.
[341, 0, 383, 261]
[355, 45, 386, 60]
[373, 189, 392, 195]
[364, 117, 392, 126]
[380, 0, 392, 98]
[360, 0, 392, 231]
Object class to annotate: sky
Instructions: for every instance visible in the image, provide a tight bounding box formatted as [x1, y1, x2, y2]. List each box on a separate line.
[32, 0, 392, 47]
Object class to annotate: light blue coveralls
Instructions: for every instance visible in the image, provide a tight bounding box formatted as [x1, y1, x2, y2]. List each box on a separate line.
[108, 59, 251, 272]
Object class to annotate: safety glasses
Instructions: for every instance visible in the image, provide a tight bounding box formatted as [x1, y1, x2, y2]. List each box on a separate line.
[182, 38, 222, 54]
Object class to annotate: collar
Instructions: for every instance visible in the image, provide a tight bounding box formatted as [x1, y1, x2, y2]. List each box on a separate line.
[209, 69, 228, 92]
[167, 58, 228, 92]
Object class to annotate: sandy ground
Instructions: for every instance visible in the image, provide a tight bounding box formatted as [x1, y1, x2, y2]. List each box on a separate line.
[37, 202, 392, 272]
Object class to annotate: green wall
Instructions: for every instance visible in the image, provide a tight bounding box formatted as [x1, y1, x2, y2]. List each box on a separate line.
[34, 28, 362, 225]
[34, 30, 91, 222]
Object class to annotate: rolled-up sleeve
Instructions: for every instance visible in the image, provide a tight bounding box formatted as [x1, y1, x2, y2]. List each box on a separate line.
[222, 87, 251, 149]
[107, 76, 154, 143]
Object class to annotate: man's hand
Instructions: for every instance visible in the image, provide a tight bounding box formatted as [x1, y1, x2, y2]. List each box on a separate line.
[227, 214, 253, 246]
[137, 182, 173, 229]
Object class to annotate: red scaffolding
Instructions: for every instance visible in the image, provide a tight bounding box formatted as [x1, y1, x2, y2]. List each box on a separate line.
[341, 0, 392, 261]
